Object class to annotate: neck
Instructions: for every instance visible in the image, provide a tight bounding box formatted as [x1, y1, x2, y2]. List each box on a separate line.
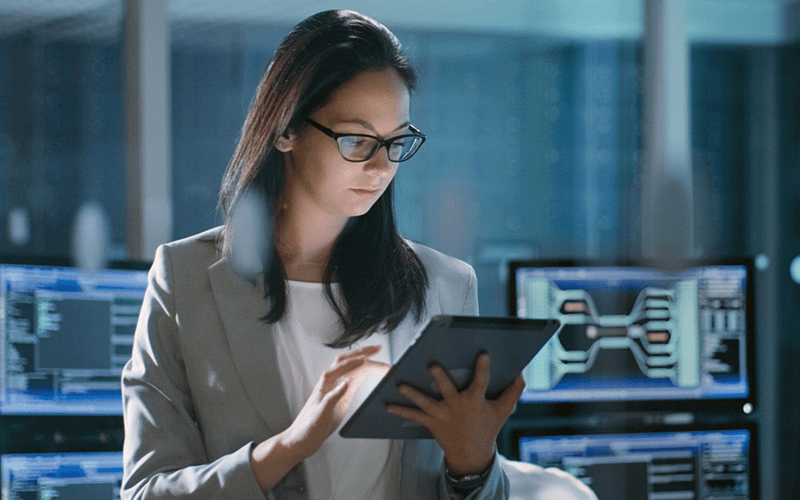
[276, 203, 347, 283]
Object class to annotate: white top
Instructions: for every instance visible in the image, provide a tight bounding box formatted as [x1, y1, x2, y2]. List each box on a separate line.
[274, 280, 396, 500]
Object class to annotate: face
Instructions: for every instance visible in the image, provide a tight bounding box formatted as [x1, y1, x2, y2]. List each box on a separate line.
[278, 68, 411, 223]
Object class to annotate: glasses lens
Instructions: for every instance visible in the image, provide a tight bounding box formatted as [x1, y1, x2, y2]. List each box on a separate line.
[387, 136, 424, 162]
[336, 134, 425, 162]
[338, 136, 380, 161]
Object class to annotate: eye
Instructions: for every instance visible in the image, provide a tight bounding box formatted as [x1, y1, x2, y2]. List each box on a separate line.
[340, 136, 372, 148]
[338, 136, 379, 160]
[389, 141, 405, 154]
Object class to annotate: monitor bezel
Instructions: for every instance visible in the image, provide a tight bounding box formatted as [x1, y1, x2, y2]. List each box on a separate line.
[507, 257, 757, 417]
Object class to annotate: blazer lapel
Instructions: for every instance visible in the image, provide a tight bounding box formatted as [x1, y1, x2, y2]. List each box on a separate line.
[207, 257, 293, 435]
[392, 295, 443, 494]
[388, 288, 444, 362]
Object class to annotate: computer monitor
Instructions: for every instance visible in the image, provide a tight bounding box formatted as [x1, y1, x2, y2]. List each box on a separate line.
[514, 423, 757, 500]
[508, 259, 755, 415]
[0, 260, 149, 415]
[1, 451, 123, 500]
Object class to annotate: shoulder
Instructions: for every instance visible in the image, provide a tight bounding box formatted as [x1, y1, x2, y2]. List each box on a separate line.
[157, 226, 223, 269]
[406, 240, 474, 283]
[406, 240, 477, 315]
[148, 227, 224, 292]
[163, 226, 223, 254]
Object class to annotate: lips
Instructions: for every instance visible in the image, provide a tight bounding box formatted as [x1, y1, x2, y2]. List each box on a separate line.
[351, 188, 379, 195]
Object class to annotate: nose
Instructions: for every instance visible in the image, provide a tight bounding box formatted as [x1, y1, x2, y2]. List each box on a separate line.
[364, 146, 396, 178]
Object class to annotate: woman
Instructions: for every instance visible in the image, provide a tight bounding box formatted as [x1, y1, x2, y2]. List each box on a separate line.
[121, 10, 524, 500]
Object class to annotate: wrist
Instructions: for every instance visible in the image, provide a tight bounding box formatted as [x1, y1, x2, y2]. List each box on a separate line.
[274, 429, 309, 464]
[445, 453, 494, 478]
[445, 454, 495, 494]
[444, 449, 495, 476]
[249, 434, 305, 493]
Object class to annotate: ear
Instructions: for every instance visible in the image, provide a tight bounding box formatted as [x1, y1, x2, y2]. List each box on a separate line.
[275, 131, 296, 153]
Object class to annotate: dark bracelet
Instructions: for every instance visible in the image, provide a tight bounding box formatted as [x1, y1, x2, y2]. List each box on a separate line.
[445, 456, 495, 494]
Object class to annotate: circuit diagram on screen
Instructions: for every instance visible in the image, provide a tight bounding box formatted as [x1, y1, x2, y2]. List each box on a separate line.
[523, 278, 700, 391]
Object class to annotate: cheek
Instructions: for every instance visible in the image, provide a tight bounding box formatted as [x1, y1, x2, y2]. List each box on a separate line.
[294, 150, 344, 190]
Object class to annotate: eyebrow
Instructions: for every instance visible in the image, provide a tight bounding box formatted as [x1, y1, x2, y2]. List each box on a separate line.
[335, 119, 411, 135]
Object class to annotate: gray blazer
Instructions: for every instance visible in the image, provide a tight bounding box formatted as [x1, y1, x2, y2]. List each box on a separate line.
[121, 226, 511, 500]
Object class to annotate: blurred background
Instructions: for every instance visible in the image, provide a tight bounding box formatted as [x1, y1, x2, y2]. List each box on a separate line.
[0, 0, 798, 498]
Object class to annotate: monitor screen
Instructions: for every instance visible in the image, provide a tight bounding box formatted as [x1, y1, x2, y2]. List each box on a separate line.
[508, 259, 754, 414]
[517, 425, 756, 500]
[0, 262, 149, 415]
[1, 451, 123, 500]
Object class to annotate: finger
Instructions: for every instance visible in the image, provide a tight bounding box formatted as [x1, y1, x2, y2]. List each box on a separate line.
[467, 353, 491, 397]
[322, 357, 366, 389]
[321, 379, 349, 408]
[323, 345, 385, 389]
[493, 375, 526, 414]
[335, 345, 382, 363]
[331, 355, 367, 376]
[429, 364, 459, 399]
[397, 384, 440, 414]
[386, 404, 434, 429]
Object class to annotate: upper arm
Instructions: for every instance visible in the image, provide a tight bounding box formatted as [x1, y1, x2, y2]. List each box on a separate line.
[121, 245, 262, 499]
[122, 245, 206, 493]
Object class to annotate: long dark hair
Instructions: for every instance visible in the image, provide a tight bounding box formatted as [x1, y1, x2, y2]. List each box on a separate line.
[219, 10, 428, 348]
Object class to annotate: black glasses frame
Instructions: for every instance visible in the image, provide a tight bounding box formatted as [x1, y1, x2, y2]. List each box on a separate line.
[305, 118, 426, 162]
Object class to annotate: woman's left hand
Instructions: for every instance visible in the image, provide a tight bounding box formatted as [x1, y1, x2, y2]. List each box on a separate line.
[386, 353, 525, 475]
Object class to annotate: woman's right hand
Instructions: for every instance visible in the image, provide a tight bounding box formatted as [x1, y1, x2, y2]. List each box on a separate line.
[279, 345, 383, 460]
[250, 345, 383, 492]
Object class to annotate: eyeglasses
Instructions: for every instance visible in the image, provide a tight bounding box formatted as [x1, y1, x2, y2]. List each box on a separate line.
[305, 118, 426, 163]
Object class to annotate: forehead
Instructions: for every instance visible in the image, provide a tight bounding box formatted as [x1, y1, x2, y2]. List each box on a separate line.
[317, 68, 411, 127]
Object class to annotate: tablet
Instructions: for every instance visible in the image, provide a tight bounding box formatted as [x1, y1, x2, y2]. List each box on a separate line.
[339, 315, 561, 439]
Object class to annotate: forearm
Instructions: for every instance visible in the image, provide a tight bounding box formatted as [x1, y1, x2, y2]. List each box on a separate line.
[122, 442, 265, 500]
[249, 431, 305, 492]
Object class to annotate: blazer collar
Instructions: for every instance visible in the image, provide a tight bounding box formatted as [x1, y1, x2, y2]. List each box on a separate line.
[207, 257, 294, 435]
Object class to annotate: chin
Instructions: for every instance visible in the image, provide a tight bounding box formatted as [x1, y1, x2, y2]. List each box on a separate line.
[349, 204, 374, 217]
[347, 199, 381, 217]
[337, 191, 384, 218]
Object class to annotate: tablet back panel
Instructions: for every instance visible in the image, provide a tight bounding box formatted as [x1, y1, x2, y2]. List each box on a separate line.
[340, 315, 560, 439]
